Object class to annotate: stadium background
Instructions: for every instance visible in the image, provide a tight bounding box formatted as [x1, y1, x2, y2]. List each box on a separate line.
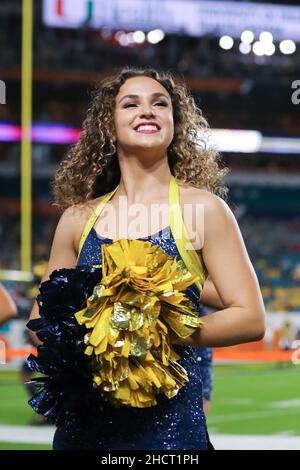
[0, 0, 300, 450]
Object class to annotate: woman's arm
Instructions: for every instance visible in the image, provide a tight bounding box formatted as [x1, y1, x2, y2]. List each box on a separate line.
[185, 193, 266, 347]
[0, 284, 17, 326]
[201, 276, 224, 309]
[28, 206, 83, 345]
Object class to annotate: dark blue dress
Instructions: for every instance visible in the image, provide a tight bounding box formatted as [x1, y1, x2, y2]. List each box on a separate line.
[53, 225, 213, 450]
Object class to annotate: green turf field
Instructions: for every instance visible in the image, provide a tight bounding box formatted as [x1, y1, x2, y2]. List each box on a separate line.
[0, 442, 51, 450]
[0, 363, 299, 450]
[208, 362, 300, 436]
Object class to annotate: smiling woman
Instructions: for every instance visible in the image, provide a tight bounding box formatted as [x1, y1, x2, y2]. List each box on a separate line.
[52, 68, 227, 208]
[27, 67, 265, 451]
[113, 76, 174, 162]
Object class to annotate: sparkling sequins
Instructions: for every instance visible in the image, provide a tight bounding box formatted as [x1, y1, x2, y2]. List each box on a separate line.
[55, 225, 214, 450]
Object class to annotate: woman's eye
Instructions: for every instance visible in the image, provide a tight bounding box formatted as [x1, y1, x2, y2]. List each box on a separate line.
[123, 102, 167, 108]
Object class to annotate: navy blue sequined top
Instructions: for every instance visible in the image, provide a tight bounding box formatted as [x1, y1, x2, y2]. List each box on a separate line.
[78, 225, 213, 401]
[53, 224, 213, 450]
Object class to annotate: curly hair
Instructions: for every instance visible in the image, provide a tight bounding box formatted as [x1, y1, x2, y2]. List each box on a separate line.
[53, 67, 228, 210]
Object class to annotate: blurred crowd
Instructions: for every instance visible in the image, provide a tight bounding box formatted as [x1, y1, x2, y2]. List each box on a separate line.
[1, 6, 300, 81]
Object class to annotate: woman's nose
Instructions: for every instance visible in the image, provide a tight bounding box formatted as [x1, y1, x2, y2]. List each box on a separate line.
[139, 104, 155, 118]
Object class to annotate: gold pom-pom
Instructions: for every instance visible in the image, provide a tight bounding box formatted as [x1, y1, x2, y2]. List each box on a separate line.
[75, 239, 203, 407]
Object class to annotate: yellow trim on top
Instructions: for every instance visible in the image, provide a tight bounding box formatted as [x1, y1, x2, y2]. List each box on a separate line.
[169, 176, 207, 292]
[77, 175, 207, 292]
[77, 185, 119, 261]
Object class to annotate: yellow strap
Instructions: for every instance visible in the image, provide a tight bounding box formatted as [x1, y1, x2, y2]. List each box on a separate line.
[169, 175, 207, 292]
[77, 184, 119, 261]
[77, 175, 207, 293]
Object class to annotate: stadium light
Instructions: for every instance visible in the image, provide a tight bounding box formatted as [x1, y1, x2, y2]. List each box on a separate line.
[210, 129, 262, 153]
[253, 41, 264, 56]
[259, 31, 273, 43]
[241, 30, 254, 44]
[133, 30, 145, 44]
[114, 31, 134, 47]
[264, 42, 276, 56]
[219, 35, 234, 50]
[147, 29, 165, 44]
[239, 42, 251, 54]
[279, 40, 296, 54]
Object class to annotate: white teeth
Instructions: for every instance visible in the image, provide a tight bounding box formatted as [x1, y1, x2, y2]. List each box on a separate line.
[136, 125, 159, 132]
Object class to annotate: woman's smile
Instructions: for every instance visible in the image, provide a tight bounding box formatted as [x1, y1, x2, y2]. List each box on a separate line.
[134, 123, 161, 134]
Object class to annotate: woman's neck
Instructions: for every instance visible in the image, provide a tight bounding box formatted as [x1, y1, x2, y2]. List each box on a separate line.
[116, 153, 172, 204]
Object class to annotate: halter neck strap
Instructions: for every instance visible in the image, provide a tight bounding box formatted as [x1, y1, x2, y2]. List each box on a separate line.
[77, 175, 207, 292]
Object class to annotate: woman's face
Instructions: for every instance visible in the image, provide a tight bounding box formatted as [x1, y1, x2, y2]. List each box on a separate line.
[114, 76, 174, 155]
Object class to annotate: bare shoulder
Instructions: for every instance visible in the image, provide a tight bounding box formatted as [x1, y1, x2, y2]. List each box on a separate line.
[178, 184, 233, 252]
[67, 193, 112, 250]
[178, 182, 229, 214]
[60, 203, 92, 233]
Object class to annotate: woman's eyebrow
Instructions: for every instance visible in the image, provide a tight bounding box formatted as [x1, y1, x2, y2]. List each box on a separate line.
[118, 92, 170, 104]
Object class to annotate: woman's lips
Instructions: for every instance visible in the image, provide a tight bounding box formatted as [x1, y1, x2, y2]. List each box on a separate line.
[134, 123, 161, 134]
[134, 128, 160, 134]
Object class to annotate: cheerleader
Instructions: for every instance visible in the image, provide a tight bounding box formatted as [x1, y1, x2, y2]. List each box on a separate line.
[27, 68, 265, 450]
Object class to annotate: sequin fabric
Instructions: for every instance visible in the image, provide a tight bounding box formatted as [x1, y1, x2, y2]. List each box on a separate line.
[78, 225, 213, 400]
[53, 225, 213, 450]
